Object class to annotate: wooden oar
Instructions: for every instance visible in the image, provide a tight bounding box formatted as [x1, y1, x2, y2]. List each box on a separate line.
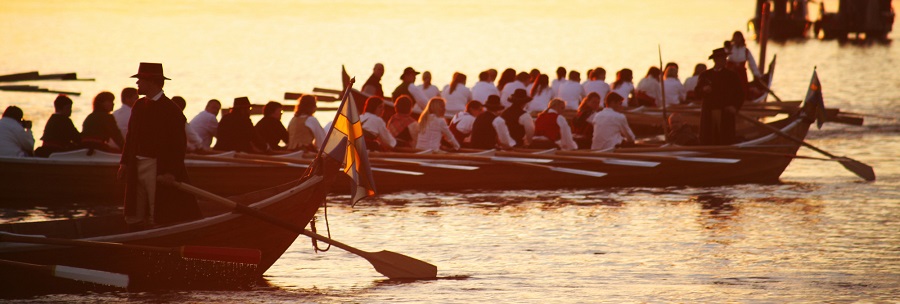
[730, 109, 875, 181]
[507, 161, 607, 177]
[230, 153, 425, 176]
[0, 259, 129, 288]
[557, 150, 740, 164]
[495, 151, 660, 168]
[0, 232, 262, 264]
[614, 144, 796, 153]
[372, 151, 606, 177]
[161, 179, 438, 280]
[374, 158, 480, 170]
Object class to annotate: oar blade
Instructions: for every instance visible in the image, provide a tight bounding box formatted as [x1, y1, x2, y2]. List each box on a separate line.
[675, 156, 741, 164]
[490, 156, 553, 163]
[367, 250, 438, 280]
[601, 158, 660, 168]
[837, 157, 876, 181]
[54, 265, 129, 288]
[550, 167, 607, 178]
[181, 246, 262, 264]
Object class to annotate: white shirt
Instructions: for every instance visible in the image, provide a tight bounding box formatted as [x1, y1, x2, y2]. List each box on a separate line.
[450, 111, 477, 136]
[441, 84, 472, 114]
[537, 109, 578, 151]
[189, 110, 218, 149]
[406, 83, 431, 112]
[0, 117, 34, 157]
[727, 45, 762, 78]
[550, 78, 567, 98]
[557, 80, 586, 110]
[683, 75, 701, 93]
[528, 88, 553, 112]
[499, 81, 527, 108]
[360, 112, 396, 148]
[471, 81, 500, 103]
[185, 123, 203, 152]
[515, 111, 536, 146]
[582, 80, 611, 102]
[112, 104, 132, 138]
[418, 84, 441, 101]
[662, 77, 686, 106]
[636, 76, 662, 104]
[589, 108, 635, 151]
[415, 113, 460, 151]
[492, 116, 517, 148]
[612, 82, 635, 107]
[287, 115, 326, 150]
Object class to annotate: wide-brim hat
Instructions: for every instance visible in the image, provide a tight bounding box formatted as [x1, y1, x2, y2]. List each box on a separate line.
[233, 97, 251, 108]
[508, 89, 533, 104]
[708, 48, 728, 59]
[399, 67, 419, 80]
[484, 95, 504, 110]
[130, 62, 171, 80]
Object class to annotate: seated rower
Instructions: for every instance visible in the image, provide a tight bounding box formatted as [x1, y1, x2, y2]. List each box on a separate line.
[81, 91, 125, 153]
[590, 92, 635, 151]
[214, 97, 265, 153]
[666, 113, 699, 146]
[533, 98, 578, 150]
[387, 95, 419, 148]
[35, 94, 81, 157]
[255, 101, 289, 150]
[287, 94, 325, 152]
[501, 89, 535, 148]
[441, 72, 471, 113]
[572, 92, 602, 149]
[360, 96, 396, 151]
[470, 95, 516, 150]
[189, 99, 221, 151]
[416, 97, 460, 151]
[449, 100, 484, 146]
[0, 106, 34, 157]
[634, 66, 662, 107]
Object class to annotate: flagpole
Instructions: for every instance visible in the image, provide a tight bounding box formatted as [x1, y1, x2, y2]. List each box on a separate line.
[315, 68, 356, 161]
[658, 45, 670, 137]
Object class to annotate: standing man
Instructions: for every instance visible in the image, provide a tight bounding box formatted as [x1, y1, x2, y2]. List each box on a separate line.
[189, 99, 221, 151]
[361, 63, 385, 98]
[391, 67, 430, 110]
[118, 62, 201, 229]
[113, 87, 139, 139]
[697, 48, 745, 145]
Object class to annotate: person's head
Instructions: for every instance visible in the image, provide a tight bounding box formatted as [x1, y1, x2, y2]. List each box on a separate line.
[263, 101, 283, 119]
[731, 31, 746, 47]
[364, 96, 385, 116]
[465, 100, 484, 117]
[668, 112, 687, 129]
[556, 66, 567, 80]
[645, 67, 661, 79]
[665, 62, 678, 72]
[294, 95, 317, 116]
[508, 89, 532, 110]
[531, 74, 550, 97]
[585, 69, 594, 80]
[3, 106, 24, 121]
[131, 62, 169, 96]
[400, 67, 419, 82]
[529, 69, 540, 82]
[120, 87, 138, 107]
[478, 70, 490, 82]
[205, 99, 221, 115]
[449, 72, 467, 94]
[516, 72, 531, 84]
[231, 97, 251, 116]
[568, 70, 581, 82]
[487, 69, 498, 81]
[422, 71, 432, 85]
[693, 63, 708, 76]
[579, 92, 602, 112]
[591, 68, 606, 82]
[171, 96, 186, 111]
[423, 97, 446, 117]
[615, 68, 633, 84]
[373, 63, 384, 78]
[499, 68, 516, 82]
[394, 95, 413, 115]
[709, 48, 728, 67]
[93, 91, 116, 113]
[547, 98, 567, 114]
[664, 64, 679, 79]
[605, 91, 625, 111]
[483, 95, 504, 113]
[53, 94, 73, 116]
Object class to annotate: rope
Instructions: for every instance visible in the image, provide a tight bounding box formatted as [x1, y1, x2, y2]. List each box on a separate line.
[311, 200, 332, 252]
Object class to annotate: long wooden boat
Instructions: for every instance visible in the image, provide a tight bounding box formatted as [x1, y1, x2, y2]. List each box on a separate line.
[0, 158, 339, 296]
[0, 150, 307, 205]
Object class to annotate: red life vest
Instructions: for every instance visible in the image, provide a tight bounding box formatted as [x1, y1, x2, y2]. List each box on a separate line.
[534, 112, 561, 142]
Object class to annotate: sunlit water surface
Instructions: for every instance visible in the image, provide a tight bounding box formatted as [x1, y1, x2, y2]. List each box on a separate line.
[1, 0, 898, 302]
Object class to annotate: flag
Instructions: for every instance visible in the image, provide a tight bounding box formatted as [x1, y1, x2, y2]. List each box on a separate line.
[804, 69, 827, 129]
[319, 85, 376, 205]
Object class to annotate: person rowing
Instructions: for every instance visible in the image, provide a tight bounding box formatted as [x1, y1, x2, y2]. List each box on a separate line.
[470, 95, 516, 150]
[532, 98, 578, 151]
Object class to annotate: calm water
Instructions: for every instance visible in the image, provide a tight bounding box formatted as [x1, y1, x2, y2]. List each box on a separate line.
[1, 0, 899, 302]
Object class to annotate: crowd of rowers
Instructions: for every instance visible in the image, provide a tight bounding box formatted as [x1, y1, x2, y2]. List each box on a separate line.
[0, 32, 759, 158]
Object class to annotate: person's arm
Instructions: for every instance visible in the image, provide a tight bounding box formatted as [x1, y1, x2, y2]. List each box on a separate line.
[493, 117, 516, 149]
[408, 83, 430, 110]
[556, 115, 578, 150]
[619, 115, 636, 143]
[746, 48, 762, 78]
[376, 120, 397, 148]
[438, 119, 460, 150]
[520, 113, 535, 146]
[307, 117, 326, 149]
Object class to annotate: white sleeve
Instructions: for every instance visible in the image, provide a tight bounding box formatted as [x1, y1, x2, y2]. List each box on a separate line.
[307, 116, 326, 147]
[556, 115, 577, 150]
[409, 83, 430, 110]
[619, 115, 635, 142]
[439, 119, 460, 149]
[378, 120, 397, 148]
[492, 117, 516, 148]
[185, 123, 203, 151]
[520, 113, 535, 144]
[746, 49, 762, 78]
